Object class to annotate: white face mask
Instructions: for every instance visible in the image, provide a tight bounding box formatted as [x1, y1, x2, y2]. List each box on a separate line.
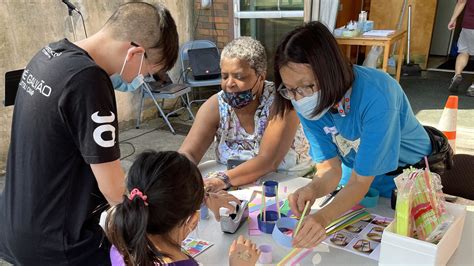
[291, 91, 330, 120]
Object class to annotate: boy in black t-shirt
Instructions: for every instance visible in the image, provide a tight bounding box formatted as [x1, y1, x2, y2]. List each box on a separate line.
[0, 2, 179, 265]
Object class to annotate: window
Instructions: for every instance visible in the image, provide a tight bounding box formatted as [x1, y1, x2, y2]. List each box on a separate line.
[234, 0, 304, 78]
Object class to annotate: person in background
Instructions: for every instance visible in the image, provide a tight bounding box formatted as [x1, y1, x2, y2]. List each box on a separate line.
[272, 22, 439, 248]
[0, 2, 179, 264]
[179, 37, 311, 192]
[447, 0, 474, 96]
[106, 150, 260, 266]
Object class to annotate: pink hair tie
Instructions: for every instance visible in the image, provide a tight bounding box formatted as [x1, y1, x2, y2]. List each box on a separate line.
[129, 188, 148, 206]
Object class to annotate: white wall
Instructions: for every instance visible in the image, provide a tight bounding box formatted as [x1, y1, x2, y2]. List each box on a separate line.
[0, 0, 193, 173]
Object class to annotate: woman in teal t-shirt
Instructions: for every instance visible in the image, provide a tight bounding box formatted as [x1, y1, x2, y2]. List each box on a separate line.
[272, 22, 433, 249]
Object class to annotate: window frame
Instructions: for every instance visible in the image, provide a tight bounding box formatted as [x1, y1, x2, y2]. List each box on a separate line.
[233, 0, 304, 38]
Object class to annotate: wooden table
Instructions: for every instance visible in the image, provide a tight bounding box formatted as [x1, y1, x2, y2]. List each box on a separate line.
[336, 30, 407, 82]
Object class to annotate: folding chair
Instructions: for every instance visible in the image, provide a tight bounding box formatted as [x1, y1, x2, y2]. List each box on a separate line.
[179, 40, 222, 106]
[136, 74, 195, 135]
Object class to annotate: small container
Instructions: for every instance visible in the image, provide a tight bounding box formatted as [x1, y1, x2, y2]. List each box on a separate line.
[364, 20, 374, 32]
[272, 217, 298, 248]
[257, 211, 286, 234]
[263, 180, 278, 197]
[379, 202, 466, 265]
[334, 27, 344, 37]
[200, 205, 209, 220]
[357, 11, 367, 32]
[258, 244, 273, 264]
[359, 188, 379, 208]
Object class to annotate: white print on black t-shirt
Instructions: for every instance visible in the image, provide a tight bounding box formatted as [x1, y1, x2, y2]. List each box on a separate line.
[41, 45, 62, 59]
[91, 111, 116, 148]
[18, 68, 52, 97]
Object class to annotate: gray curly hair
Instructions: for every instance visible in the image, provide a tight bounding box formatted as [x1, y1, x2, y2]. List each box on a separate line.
[221, 37, 267, 76]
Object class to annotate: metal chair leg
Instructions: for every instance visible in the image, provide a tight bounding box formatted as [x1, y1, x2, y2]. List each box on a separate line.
[181, 94, 195, 120]
[144, 87, 176, 134]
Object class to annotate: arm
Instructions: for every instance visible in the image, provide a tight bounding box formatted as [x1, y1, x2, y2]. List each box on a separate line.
[90, 160, 125, 205]
[58, 68, 125, 205]
[448, 0, 467, 30]
[313, 170, 373, 228]
[178, 95, 220, 164]
[291, 169, 373, 248]
[227, 109, 299, 185]
[205, 109, 299, 191]
[288, 156, 342, 217]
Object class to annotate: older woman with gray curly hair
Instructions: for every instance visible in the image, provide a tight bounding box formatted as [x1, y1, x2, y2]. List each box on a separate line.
[179, 37, 310, 192]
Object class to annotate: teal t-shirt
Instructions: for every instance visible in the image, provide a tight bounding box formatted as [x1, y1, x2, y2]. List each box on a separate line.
[299, 66, 431, 197]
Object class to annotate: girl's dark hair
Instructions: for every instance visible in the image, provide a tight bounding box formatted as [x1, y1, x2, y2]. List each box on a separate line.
[106, 150, 204, 266]
[273, 21, 354, 117]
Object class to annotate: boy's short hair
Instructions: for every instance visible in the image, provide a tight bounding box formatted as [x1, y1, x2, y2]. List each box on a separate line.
[103, 2, 179, 72]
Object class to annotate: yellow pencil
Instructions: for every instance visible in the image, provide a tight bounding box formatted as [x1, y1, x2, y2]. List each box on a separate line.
[293, 201, 310, 237]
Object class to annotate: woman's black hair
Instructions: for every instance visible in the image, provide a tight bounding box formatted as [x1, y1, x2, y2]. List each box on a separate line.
[273, 21, 354, 117]
[106, 150, 204, 266]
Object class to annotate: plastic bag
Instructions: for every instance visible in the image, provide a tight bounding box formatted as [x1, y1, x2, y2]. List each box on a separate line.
[394, 169, 416, 237]
[394, 167, 453, 243]
[363, 46, 383, 68]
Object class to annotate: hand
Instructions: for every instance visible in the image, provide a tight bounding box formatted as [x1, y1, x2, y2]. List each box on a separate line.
[292, 213, 327, 248]
[448, 19, 456, 30]
[288, 184, 317, 217]
[205, 190, 241, 221]
[204, 177, 226, 192]
[229, 235, 260, 266]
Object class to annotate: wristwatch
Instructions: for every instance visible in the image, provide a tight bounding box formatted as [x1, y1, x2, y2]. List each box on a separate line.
[216, 171, 232, 190]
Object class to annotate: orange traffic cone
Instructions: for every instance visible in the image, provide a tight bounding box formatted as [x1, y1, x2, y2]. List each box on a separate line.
[437, 96, 458, 153]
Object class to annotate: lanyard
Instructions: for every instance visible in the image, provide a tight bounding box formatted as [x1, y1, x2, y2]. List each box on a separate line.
[335, 88, 352, 117]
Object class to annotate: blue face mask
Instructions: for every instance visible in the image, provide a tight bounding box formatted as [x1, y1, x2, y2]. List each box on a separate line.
[110, 53, 145, 92]
[291, 91, 330, 120]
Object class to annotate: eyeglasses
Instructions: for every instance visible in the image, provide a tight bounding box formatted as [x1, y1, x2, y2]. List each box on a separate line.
[277, 83, 317, 100]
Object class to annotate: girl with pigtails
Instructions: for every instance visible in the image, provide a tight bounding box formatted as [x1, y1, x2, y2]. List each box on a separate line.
[105, 150, 259, 266]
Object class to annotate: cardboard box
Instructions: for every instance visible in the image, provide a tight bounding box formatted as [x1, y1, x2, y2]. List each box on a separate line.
[379, 202, 466, 265]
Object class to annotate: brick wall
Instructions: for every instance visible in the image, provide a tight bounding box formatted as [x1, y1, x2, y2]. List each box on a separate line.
[194, 0, 234, 49]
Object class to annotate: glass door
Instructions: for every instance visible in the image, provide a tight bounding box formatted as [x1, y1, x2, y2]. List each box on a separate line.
[233, 0, 304, 78]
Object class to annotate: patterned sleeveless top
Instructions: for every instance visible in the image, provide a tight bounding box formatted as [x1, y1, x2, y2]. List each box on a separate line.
[215, 81, 311, 172]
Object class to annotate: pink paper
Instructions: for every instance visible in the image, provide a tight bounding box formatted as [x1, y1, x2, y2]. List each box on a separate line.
[248, 211, 262, 236]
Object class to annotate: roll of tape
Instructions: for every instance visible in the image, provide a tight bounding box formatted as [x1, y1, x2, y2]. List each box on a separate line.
[257, 211, 285, 234]
[272, 217, 297, 248]
[359, 188, 379, 208]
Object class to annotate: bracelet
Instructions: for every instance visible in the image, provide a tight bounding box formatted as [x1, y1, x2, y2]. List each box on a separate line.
[215, 171, 232, 190]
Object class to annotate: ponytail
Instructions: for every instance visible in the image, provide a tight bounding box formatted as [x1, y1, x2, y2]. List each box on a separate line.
[105, 150, 205, 265]
[106, 195, 163, 266]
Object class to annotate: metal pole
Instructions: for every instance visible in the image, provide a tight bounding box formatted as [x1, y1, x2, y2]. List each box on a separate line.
[407, 5, 412, 64]
[69, 13, 77, 41]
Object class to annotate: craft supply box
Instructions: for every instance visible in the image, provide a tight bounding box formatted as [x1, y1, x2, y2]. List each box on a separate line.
[379, 202, 466, 265]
